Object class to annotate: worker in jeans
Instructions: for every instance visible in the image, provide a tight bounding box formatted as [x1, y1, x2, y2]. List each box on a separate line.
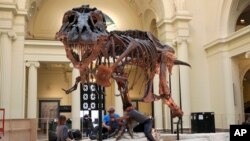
[118, 103, 156, 141]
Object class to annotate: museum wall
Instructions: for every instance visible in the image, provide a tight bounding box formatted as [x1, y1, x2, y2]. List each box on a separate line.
[37, 68, 72, 105]
[186, 0, 223, 113]
[205, 24, 250, 127]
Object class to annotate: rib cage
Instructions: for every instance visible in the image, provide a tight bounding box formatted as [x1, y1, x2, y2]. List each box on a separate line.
[93, 31, 160, 92]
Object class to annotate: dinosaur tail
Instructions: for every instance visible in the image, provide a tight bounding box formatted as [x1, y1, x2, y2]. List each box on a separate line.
[174, 59, 191, 67]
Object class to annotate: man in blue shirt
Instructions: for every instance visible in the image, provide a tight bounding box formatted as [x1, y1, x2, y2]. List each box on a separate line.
[102, 106, 120, 134]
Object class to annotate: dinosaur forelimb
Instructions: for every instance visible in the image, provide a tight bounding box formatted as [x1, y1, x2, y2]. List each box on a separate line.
[62, 76, 81, 94]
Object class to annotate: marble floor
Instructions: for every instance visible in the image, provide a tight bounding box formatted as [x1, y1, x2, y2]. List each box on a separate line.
[75, 132, 229, 141]
[39, 131, 229, 141]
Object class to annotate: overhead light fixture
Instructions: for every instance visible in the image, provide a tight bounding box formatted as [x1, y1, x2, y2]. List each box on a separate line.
[245, 51, 250, 58]
[240, 19, 245, 24]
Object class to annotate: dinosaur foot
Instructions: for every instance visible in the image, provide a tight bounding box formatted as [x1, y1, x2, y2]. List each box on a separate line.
[95, 64, 112, 87]
[171, 107, 183, 118]
[162, 94, 183, 118]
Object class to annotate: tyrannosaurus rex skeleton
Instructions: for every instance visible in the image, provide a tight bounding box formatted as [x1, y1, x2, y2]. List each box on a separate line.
[56, 5, 190, 118]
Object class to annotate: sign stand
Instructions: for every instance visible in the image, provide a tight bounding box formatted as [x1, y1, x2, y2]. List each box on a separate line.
[0, 108, 5, 139]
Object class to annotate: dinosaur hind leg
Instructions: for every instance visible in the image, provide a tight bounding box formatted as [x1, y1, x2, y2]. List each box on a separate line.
[162, 95, 183, 118]
[159, 55, 183, 118]
[141, 79, 161, 102]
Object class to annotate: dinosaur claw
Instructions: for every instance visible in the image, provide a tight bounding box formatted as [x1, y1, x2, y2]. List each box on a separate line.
[62, 88, 70, 94]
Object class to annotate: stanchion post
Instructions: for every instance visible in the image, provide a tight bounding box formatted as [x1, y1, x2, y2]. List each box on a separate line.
[176, 117, 181, 140]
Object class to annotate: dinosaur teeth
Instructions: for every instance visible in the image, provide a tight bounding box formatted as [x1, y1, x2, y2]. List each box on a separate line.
[69, 44, 94, 62]
[81, 47, 84, 61]
[77, 45, 80, 61]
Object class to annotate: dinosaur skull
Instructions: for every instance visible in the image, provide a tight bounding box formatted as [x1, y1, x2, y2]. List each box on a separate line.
[56, 5, 108, 68]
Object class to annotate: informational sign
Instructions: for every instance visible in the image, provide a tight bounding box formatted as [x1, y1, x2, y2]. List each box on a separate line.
[0, 108, 5, 137]
[59, 105, 72, 112]
[80, 83, 105, 110]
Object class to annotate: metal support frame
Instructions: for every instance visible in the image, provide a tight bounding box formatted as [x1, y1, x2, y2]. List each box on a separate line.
[169, 68, 183, 137]
[96, 85, 103, 141]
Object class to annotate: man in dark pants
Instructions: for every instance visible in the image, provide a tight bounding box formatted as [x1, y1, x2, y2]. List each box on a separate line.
[119, 103, 156, 141]
[82, 114, 93, 137]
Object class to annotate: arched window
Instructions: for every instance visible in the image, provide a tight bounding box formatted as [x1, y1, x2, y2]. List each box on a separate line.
[235, 5, 250, 31]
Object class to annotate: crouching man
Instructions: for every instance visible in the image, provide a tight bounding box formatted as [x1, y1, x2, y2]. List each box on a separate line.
[118, 103, 156, 141]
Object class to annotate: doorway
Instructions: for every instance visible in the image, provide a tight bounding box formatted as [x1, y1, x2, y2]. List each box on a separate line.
[243, 69, 250, 120]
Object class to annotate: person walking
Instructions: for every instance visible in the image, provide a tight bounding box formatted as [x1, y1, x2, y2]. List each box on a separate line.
[82, 114, 93, 137]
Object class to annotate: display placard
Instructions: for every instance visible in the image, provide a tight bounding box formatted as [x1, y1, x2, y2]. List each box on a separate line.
[0, 108, 5, 137]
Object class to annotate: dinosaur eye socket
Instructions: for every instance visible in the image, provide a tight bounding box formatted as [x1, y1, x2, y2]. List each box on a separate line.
[92, 15, 98, 24]
[89, 11, 106, 31]
[62, 11, 77, 24]
[68, 14, 76, 24]
[90, 13, 99, 25]
[88, 13, 99, 32]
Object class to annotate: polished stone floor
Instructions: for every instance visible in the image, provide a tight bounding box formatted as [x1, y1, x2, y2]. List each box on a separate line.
[38, 131, 229, 141]
[75, 132, 229, 141]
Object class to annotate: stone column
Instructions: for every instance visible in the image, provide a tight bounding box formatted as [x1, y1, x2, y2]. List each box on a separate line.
[222, 53, 235, 127]
[169, 63, 181, 131]
[174, 0, 189, 15]
[10, 29, 25, 119]
[175, 38, 191, 128]
[25, 61, 40, 118]
[153, 74, 163, 130]
[0, 31, 15, 118]
[69, 63, 81, 129]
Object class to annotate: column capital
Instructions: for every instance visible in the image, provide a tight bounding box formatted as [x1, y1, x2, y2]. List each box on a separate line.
[7, 30, 17, 40]
[174, 0, 191, 16]
[0, 31, 7, 36]
[172, 37, 188, 47]
[25, 61, 40, 68]
[69, 63, 74, 68]
[0, 30, 17, 40]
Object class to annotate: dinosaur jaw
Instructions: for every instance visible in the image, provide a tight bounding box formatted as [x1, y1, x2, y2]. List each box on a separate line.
[64, 43, 96, 69]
